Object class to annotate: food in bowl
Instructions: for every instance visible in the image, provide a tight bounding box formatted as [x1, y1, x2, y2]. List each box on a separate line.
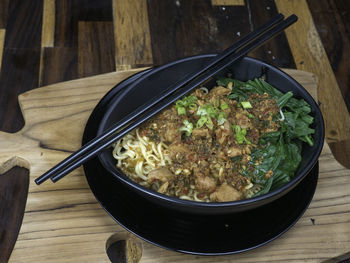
[112, 76, 314, 202]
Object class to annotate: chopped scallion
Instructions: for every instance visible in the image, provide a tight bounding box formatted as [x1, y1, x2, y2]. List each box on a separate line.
[232, 124, 251, 144]
[196, 116, 207, 128]
[241, 101, 253, 109]
[189, 103, 197, 111]
[179, 120, 194, 136]
[177, 107, 186, 115]
[220, 102, 229, 110]
[217, 112, 226, 125]
[175, 95, 198, 115]
[196, 104, 226, 129]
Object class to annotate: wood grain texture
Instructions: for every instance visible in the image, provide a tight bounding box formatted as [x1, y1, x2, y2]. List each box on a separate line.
[275, 0, 350, 144]
[41, 0, 55, 48]
[328, 139, 350, 172]
[4, 0, 43, 49]
[148, 0, 294, 69]
[55, 0, 79, 47]
[77, 0, 113, 21]
[0, 28, 4, 72]
[0, 0, 9, 28]
[113, 0, 153, 70]
[246, 0, 296, 68]
[0, 3, 43, 261]
[78, 21, 116, 78]
[1, 69, 147, 263]
[106, 234, 143, 263]
[54, 0, 113, 48]
[39, 0, 55, 89]
[40, 47, 78, 87]
[308, 0, 350, 113]
[0, 69, 349, 262]
[0, 48, 41, 132]
[211, 0, 245, 5]
[147, 0, 251, 65]
[0, 0, 43, 133]
[0, 167, 28, 263]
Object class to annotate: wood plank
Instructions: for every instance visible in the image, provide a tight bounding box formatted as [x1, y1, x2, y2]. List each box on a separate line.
[77, 0, 113, 21]
[0, 167, 28, 263]
[4, 0, 43, 49]
[40, 47, 78, 86]
[328, 139, 350, 169]
[211, 0, 245, 5]
[41, 0, 55, 48]
[0, 48, 41, 132]
[148, 0, 295, 68]
[78, 21, 115, 78]
[307, 0, 350, 169]
[55, 0, 113, 48]
[246, 0, 296, 68]
[0, 3, 42, 261]
[39, 0, 55, 88]
[308, 0, 350, 112]
[0, 29, 4, 72]
[0, 0, 9, 28]
[55, 0, 78, 47]
[112, 0, 153, 70]
[147, 0, 250, 65]
[275, 0, 350, 143]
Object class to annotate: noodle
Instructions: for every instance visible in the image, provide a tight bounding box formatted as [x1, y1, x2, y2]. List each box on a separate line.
[113, 129, 171, 184]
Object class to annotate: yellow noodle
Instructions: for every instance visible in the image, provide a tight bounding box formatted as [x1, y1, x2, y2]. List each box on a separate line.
[113, 129, 171, 183]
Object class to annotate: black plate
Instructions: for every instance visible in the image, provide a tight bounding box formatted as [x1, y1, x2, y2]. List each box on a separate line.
[83, 69, 319, 255]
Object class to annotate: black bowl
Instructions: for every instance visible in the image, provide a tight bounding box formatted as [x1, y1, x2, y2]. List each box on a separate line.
[97, 54, 325, 214]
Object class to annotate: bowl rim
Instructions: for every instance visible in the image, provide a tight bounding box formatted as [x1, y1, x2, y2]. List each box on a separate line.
[98, 54, 325, 209]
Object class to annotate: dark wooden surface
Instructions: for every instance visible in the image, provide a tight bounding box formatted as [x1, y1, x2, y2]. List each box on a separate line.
[0, 0, 349, 262]
[0, 167, 28, 263]
[307, 0, 350, 173]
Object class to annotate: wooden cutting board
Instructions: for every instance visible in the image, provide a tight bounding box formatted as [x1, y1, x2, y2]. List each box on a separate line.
[0, 69, 349, 263]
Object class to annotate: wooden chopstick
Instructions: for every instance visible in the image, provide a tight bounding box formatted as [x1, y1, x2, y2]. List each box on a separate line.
[35, 14, 297, 185]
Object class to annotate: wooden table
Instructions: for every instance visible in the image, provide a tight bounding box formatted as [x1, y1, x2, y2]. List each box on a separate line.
[0, 0, 349, 262]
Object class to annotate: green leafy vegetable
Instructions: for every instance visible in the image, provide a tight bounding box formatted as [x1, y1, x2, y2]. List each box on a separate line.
[250, 136, 301, 195]
[231, 155, 243, 162]
[216, 77, 244, 88]
[228, 87, 248, 102]
[218, 77, 250, 102]
[219, 76, 315, 197]
[248, 113, 255, 119]
[277, 91, 293, 108]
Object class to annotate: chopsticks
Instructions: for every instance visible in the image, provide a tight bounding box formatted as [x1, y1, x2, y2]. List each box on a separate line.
[35, 13, 297, 185]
